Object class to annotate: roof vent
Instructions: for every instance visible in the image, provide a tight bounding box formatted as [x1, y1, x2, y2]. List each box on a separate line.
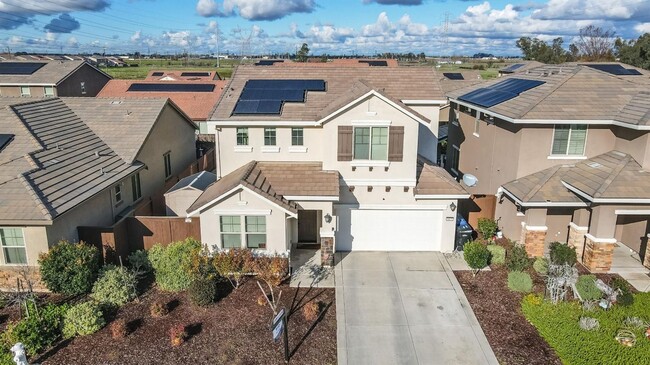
[587, 162, 602, 169]
[100, 167, 104, 175]
[110, 100, 122, 105]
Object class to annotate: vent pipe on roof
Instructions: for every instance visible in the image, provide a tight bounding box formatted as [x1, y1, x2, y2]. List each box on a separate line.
[94, 151, 100, 158]
[100, 167, 104, 175]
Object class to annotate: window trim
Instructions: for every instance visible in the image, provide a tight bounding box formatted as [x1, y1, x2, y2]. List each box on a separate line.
[0, 227, 27, 265]
[450, 145, 461, 176]
[131, 172, 142, 202]
[163, 152, 172, 180]
[220, 215, 242, 249]
[245, 216, 266, 249]
[291, 128, 304, 146]
[236, 127, 249, 146]
[352, 126, 389, 161]
[43, 86, 54, 97]
[473, 117, 480, 137]
[550, 124, 588, 157]
[20, 86, 30, 97]
[264, 128, 276, 146]
[114, 184, 123, 206]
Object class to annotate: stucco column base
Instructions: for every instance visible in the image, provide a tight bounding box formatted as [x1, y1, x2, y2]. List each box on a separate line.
[567, 223, 589, 263]
[321, 237, 334, 267]
[520, 223, 547, 258]
[583, 234, 616, 273]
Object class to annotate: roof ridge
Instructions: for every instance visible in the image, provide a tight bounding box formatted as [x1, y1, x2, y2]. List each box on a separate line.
[208, 66, 238, 120]
[523, 164, 561, 201]
[593, 152, 631, 198]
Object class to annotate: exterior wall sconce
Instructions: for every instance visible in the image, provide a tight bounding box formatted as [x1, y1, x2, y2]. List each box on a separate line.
[449, 202, 457, 212]
[324, 213, 332, 223]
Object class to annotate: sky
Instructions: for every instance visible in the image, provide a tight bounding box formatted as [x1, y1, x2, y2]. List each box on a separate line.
[0, 0, 649, 56]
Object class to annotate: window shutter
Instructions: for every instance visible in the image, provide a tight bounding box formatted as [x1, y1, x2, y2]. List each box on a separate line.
[388, 126, 404, 162]
[338, 126, 353, 161]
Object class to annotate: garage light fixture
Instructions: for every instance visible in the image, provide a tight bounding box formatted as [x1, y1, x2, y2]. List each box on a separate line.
[324, 213, 332, 223]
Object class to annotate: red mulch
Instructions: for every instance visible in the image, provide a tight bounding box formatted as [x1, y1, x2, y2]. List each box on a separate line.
[35, 281, 336, 365]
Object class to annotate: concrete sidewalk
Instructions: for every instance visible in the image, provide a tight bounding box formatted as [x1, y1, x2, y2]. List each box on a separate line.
[335, 252, 498, 365]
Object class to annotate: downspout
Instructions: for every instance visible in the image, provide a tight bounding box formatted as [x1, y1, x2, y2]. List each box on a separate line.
[215, 127, 222, 179]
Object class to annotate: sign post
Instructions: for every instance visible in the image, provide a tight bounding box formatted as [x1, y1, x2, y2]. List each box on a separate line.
[271, 308, 289, 363]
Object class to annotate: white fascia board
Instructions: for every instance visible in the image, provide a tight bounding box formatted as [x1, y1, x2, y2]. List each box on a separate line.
[415, 194, 470, 199]
[208, 120, 319, 127]
[561, 181, 650, 204]
[615, 209, 650, 215]
[584, 233, 617, 244]
[283, 196, 339, 202]
[213, 209, 271, 215]
[1, 83, 56, 86]
[345, 178, 417, 187]
[401, 99, 448, 105]
[501, 186, 588, 207]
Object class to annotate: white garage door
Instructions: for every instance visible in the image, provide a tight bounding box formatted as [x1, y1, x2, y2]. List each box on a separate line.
[335, 208, 443, 251]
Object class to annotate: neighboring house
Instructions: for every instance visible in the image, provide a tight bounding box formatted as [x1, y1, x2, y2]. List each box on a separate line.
[0, 60, 111, 97]
[175, 65, 468, 265]
[165, 171, 217, 216]
[445, 62, 650, 272]
[258, 58, 400, 68]
[0, 96, 197, 285]
[497, 61, 544, 76]
[144, 70, 222, 81]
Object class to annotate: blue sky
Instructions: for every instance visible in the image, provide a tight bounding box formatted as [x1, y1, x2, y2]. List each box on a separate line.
[0, 0, 649, 56]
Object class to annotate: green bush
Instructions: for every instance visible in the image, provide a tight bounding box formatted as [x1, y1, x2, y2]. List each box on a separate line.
[576, 275, 602, 301]
[477, 218, 498, 240]
[507, 244, 530, 272]
[612, 277, 635, 306]
[522, 292, 650, 365]
[91, 266, 138, 308]
[508, 271, 533, 293]
[0, 348, 12, 365]
[486, 245, 505, 265]
[149, 239, 201, 291]
[38, 241, 101, 295]
[188, 278, 217, 307]
[533, 257, 549, 275]
[127, 250, 151, 278]
[549, 241, 577, 266]
[62, 301, 105, 338]
[5, 303, 68, 357]
[463, 241, 491, 275]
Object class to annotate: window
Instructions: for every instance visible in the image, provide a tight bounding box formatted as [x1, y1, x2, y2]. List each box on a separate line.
[43, 86, 54, 97]
[0, 228, 26, 264]
[449, 145, 460, 175]
[20, 86, 30, 97]
[245, 216, 266, 248]
[163, 152, 172, 179]
[80, 82, 86, 94]
[131, 172, 142, 201]
[551, 124, 587, 156]
[264, 128, 276, 146]
[114, 184, 123, 205]
[220, 216, 241, 249]
[236, 128, 248, 146]
[353, 126, 388, 160]
[291, 128, 304, 146]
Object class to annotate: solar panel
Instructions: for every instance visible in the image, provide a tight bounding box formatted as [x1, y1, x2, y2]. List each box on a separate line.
[582, 64, 643, 76]
[245, 79, 326, 91]
[255, 60, 284, 66]
[359, 60, 388, 67]
[443, 73, 464, 80]
[180, 72, 211, 77]
[239, 88, 305, 102]
[232, 79, 326, 115]
[0, 134, 14, 152]
[151, 72, 164, 76]
[127, 83, 215, 92]
[233, 100, 282, 115]
[503, 63, 524, 72]
[458, 78, 545, 108]
[0, 62, 46, 75]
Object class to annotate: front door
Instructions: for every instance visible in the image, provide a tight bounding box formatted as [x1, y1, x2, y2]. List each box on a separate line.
[298, 210, 318, 243]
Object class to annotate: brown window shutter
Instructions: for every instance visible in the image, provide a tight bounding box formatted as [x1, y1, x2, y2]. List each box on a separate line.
[338, 126, 353, 161]
[388, 126, 404, 162]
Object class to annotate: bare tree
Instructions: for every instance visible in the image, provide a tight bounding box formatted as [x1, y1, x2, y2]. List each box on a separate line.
[574, 25, 616, 61]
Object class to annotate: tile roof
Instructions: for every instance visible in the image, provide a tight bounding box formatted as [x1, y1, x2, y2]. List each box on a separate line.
[144, 70, 222, 81]
[210, 65, 445, 122]
[97, 79, 227, 121]
[273, 59, 400, 68]
[498, 61, 545, 74]
[438, 70, 485, 94]
[0, 60, 101, 85]
[448, 63, 650, 126]
[166, 171, 216, 194]
[502, 151, 650, 204]
[415, 158, 469, 196]
[187, 161, 340, 214]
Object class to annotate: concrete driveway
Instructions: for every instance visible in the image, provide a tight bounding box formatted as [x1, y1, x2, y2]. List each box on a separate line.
[335, 252, 498, 365]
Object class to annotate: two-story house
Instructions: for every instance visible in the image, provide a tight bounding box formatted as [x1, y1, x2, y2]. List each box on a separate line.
[178, 65, 468, 265]
[446, 62, 650, 273]
[0, 60, 111, 97]
[0, 96, 196, 287]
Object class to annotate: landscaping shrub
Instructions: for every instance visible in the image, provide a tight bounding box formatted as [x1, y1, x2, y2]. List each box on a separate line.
[302, 301, 321, 322]
[507, 271, 533, 293]
[91, 266, 138, 308]
[62, 301, 105, 339]
[188, 278, 217, 307]
[250, 256, 289, 287]
[477, 218, 498, 240]
[38, 241, 101, 295]
[612, 276, 635, 306]
[533, 257, 549, 275]
[149, 239, 201, 291]
[576, 275, 602, 301]
[189, 248, 217, 280]
[127, 250, 151, 278]
[463, 241, 491, 276]
[486, 245, 505, 265]
[110, 318, 128, 339]
[212, 249, 254, 288]
[150, 300, 169, 317]
[579, 317, 599, 331]
[506, 244, 530, 272]
[4, 303, 67, 357]
[0, 348, 12, 365]
[549, 242, 577, 266]
[618, 292, 635, 307]
[257, 294, 267, 306]
[169, 324, 188, 346]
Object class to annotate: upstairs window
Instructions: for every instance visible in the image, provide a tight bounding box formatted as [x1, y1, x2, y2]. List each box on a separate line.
[236, 128, 248, 146]
[114, 184, 123, 205]
[0, 228, 26, 264]
[264, 128, 276, 146]
[80, 81, 86, 94]
[291, 128, 304, 146]
[353, 127, 388, 160]
[20, 86, 30, 97]
[43, 86, 54, 97]
[552, 125, 587, 156]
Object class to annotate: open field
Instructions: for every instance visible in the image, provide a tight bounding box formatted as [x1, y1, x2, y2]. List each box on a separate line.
[100, 58, 242, 79]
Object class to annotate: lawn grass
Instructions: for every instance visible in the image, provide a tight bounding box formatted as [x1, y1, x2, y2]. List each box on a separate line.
[522, 292, 650, 365]
[100, 58, 240, 79]
[435, 63, 503, 79]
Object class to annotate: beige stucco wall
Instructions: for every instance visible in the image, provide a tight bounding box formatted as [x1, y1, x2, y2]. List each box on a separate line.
[613, 127, 650, 170]
[165, 189, 202, 217]
[615, 215, 648, 254]
[198, 188, 290, 253]
[495, 196, 525, 241]
[0, 85, 53, 97]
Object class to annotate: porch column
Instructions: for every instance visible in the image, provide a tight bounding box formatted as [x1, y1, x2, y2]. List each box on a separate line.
[568, 209, 590, 262]
[583, 206, 617, 272]
[520, 208, 547, 257]
[320, 231, 335, 267]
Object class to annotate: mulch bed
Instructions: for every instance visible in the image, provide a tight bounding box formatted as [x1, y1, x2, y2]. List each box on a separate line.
[35, 281, 336, 365]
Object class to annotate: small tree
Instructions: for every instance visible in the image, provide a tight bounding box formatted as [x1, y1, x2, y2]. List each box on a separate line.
[148, 239, 201, 292]
[38, 241, 101, 295]
[463, 241, 491, 276]
[212, 249, 254, 289]
[251, 256, 288, 315]
[477, 218, 498, 241]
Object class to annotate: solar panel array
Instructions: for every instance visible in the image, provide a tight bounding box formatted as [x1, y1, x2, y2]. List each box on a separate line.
[233, 79, 326, 115]
[443, 73, 465, 80]
[127, 83, 216, 92]
[0, 62, 46, 75]
[255, 60, 284, 66]
[181, 72, 211, 77]
[360, 60, 388, 67]
[151, 71, 164, 76]
[0, 134, 14, 152]
[459, 78, 545, 108]
[582, 64, 643, 76]
[502, 63, 524, 72]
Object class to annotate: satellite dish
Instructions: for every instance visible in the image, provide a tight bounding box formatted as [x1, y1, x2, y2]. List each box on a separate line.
[462, 174, 478, 187]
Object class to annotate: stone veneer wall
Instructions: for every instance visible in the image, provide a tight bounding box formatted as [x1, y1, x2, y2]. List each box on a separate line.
[644, 234, 650, 270]
[567, 224, 588, 262]
[583, 236, 615, 273]
[520, 225, 546, 257]
[0, 266, 46, 291]
[321, 237, 334, 267]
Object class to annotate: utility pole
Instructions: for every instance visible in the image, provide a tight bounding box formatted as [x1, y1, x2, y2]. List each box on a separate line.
[216, 22, 220, 68]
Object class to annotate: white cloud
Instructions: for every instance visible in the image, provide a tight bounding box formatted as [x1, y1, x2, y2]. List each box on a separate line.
[533, 0, 650, 22]
[196, 0, 316, 21]
[130, 30, 141, 43]
[634, 22, 650, 33]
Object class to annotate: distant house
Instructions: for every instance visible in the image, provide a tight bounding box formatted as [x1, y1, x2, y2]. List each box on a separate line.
[0, 96, 197, 287]
[0, 60, 111, 97]
[497, 61, 544, 76]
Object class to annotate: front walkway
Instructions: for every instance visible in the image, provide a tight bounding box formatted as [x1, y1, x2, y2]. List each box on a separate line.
[335, 252, 498, 365]
[609, 243, 650, 292]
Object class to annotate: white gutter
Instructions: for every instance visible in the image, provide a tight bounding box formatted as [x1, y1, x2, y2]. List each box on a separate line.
[500, 186, 588, 207]
[561, 181, 650, 204]
[401, 99, 448, 105]
[415, 194, 471, 199]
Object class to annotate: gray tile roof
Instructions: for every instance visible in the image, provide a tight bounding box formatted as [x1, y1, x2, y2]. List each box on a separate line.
[210, 65, 445, 122]
[167, 171, 217, 194]
[0, 60, 95, 85]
